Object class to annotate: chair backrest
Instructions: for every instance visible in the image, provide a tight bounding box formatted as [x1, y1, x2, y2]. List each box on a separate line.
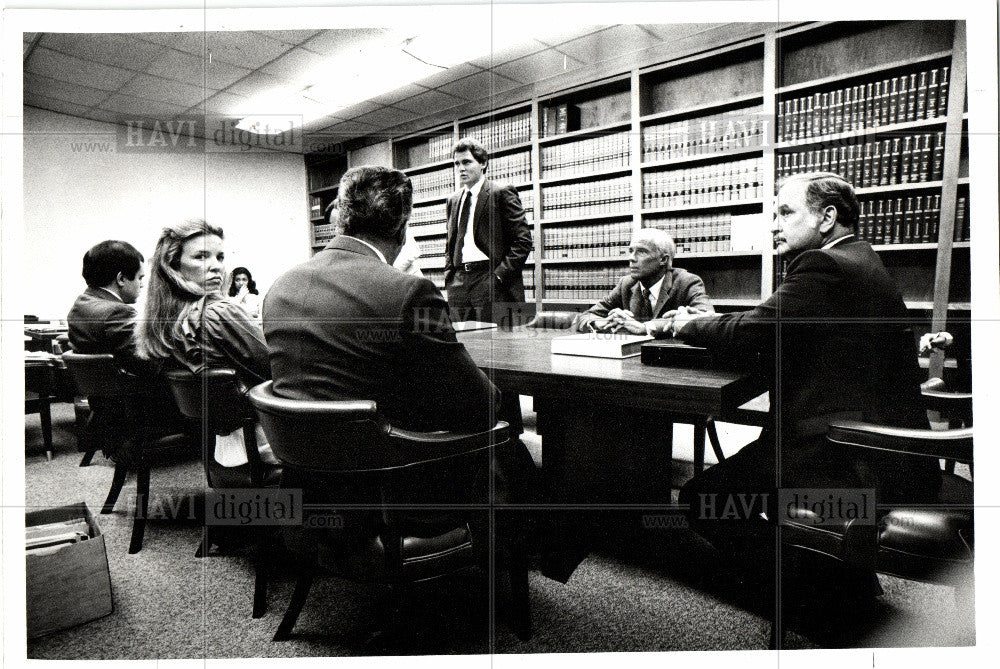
[24, 361, 55, 396]
[165, 368, 250, 437]
[248, 381, 390, 474]
[61, 351, 140, 398]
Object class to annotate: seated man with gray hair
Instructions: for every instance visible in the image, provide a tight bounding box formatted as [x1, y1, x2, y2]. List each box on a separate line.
[572, 227, 714, 334]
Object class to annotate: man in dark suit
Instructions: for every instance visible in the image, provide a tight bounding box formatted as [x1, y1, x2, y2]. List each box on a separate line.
[667, 173, 941, 605]
[67, 240, 146, 372]
[264, 165, 501, 434]
[67, 240, 184, 458]
[572, 227, 714, 333]
[444, 137, 533, 326]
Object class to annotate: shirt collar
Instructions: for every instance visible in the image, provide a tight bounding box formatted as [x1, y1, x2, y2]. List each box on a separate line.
[646, 274, 665, 303]
[94, 286, 124, 302]
[822, 234, 855, 250]
[339, 234, 387, 264]
[465, 176, 485, 198]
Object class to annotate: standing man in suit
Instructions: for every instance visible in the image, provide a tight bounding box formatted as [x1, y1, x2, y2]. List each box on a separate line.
[666, 173, 941, 606]
[572, 227, 714, 334]
[445, 137, 533, 326]
[67, 240, 146, 372]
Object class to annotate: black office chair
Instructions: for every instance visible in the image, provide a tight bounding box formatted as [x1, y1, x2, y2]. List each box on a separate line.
[166, 368, 281, 617]
[49, 335, 96, 466]
[770, 417, 973, 649]
[62, 352, 193, 554]
[25, 359, 56, 460]
[248, 381, 531, 644]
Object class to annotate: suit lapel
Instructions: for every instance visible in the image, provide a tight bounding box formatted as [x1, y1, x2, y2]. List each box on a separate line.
[651, 271, 674, 317]
[473, 179, 490, 234]
[627, 281, 644, 314]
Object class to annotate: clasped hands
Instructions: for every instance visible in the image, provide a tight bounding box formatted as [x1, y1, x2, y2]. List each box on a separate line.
[588, 306, 710, 336]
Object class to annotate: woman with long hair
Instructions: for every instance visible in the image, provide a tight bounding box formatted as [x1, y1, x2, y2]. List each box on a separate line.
[226, 266, 261, 319]
[135, 219, 273, 466]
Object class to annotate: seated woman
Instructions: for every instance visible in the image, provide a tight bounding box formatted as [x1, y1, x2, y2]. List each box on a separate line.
[227, 266, 261, 319]
[134, 218, 274, 467]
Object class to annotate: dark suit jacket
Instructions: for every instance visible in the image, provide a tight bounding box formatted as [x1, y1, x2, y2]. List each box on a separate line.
[263, 236, 499, 433]
[444, 178, 533, 302]
[678, 237, 940, 500]
[573, 268, 714, 332]
[67, 287, 143, 373]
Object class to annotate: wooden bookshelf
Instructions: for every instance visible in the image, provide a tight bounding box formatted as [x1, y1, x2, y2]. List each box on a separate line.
[302, 20, 969, 338]
[305, 153, 348, 253]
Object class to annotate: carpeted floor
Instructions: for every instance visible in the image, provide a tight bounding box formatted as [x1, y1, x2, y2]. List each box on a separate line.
[21, 403, 974, 658]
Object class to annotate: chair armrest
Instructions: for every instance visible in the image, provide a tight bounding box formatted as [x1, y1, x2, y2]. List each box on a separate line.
[827, 420, 972, 464]
[386, 421, 510, 461]
[921, 389, 972, 415]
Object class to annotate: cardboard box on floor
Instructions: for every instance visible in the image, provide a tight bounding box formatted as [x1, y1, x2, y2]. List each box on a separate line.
[26, 503, 113, 638]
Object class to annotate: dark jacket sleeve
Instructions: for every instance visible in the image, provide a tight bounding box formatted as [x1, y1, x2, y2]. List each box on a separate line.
[495, 185, 533, 285]
[201, 299, 272, 387]
[678, 251, 842, 357]
[398, 279, 500, 432]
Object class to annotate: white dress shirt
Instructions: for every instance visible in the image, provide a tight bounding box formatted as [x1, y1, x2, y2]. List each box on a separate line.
[458, 177, 490, 263]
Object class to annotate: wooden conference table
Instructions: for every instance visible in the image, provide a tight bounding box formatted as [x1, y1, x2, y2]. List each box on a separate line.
[456, 327, 765, 503]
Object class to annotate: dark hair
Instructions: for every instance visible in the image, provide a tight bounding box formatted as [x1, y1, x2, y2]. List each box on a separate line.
[337, 166, 412, 240]
[82, 240, 144, 288]
[778, 172, 859, 232]
[453, 137, 489, 169]
[228, 267, 258, 296]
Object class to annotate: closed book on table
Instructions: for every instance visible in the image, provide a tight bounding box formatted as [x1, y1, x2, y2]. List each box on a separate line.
[551, 332, 652, 358]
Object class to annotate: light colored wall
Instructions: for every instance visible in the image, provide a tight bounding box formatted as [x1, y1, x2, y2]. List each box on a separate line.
[23, 107, 308, 318]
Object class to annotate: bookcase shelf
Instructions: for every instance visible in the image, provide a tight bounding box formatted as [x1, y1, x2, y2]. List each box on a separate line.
[305, 20, 968, 337]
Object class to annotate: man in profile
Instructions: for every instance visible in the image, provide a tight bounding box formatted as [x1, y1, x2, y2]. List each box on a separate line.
[572, 227, 714, 334]
[667, 172, 940, 607]
[67, 240, 146, 371]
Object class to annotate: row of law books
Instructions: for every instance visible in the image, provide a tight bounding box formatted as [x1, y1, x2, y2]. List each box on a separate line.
[543, 266, 622, 301]
[410, 167, 455, 200]
[541, 103, 582, 137]
[416, 238, 447, 259]
[540, 131, 630, 179]
[410, 202, 448, 226]
[523, 268, 536, 301]
[642, 158, 764, 208]
[312, 222, 336, 245]
[541, 176, 632, 219]
[541, 220, 632, 259]
[777, 65, 950, 142]
[776, 132, 944, 188]
[858, 194, 969, 244]
[642, 106, 767, 161]
[309, 195, 323, 219]
[518, 189, 536, 221]
[489, 150, 532, 185]
[645, 214, 734, 253]
[427, 134, 454, 163]
[424, 269, 446, 290]
[463, 111, 532, 150]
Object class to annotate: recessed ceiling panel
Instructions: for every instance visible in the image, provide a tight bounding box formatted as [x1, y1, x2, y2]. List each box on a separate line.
[260, 47, 330, 80]
[98, 92, 189, 118]
[553, 25, 664, 65]
[351, 105, 419, 128]
[437, 70, 519, 101]
[121, 74, 211, 108]
[300, 28, 392, 57]
[390, 87, 464, 114]
[255, 30, 322, 46]
[23, 92, 93, 120]
[137, 32, 206, 55]
[146, 48, 252, 90]
[490, 48, 583, 84]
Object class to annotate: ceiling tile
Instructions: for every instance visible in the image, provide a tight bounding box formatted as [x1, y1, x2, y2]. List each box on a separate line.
[25, 47, 137, 91]
[146, 48, 251, 90]
[437, 70, 519, 101]
[490, 48, 583, 84]
[222, 70, 290, 98]
[533, 26, 605, 48]
[24, 32, 39, 42]
[24, 72, 111, 108]
[196, 91, 255, 115]
[98, 92, 189, 118]
[138, 32, 206, 54]
[369, 83, 428, 107]
[39, 33, 165, 72]
[204, 31, 295, 69]
[640, 23, 716, 41]
[415, 62, 481, 90]
[351, 106, 419, 128]
[330, 99, 382, 119]
[23, 92, 94, 119]
[121, 74, 211, 108]
[390, 88, 464, 114]
[553, 25, 664, 64]
[300, 28, 392, 57]
[467, 40, 548, 70]
[259, 47, 330, 80]
[255, 30, 322, 46]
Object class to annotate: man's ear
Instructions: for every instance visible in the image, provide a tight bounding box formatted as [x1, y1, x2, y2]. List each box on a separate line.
[818, 205, 838, 234]
[115, 271, 127, 287]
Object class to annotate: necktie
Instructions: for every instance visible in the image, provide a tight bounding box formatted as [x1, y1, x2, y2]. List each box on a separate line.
[453, 190, 471, 267]
[636, 286, 653, 321]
